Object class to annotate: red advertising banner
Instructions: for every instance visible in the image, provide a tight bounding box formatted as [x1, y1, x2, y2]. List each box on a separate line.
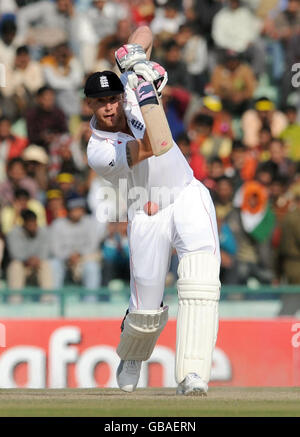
[0, 319, 299, 388]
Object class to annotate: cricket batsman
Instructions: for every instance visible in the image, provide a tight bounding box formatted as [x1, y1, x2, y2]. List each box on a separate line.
[85, 26, 221, 396]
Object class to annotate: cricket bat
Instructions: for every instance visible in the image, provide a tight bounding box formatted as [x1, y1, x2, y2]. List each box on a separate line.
[134, 79, 173, 156]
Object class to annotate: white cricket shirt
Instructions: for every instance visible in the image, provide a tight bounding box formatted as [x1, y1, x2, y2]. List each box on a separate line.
[87, 72, 193, 217]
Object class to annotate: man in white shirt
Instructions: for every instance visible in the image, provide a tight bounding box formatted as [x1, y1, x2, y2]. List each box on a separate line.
[86, 26, 221, 396]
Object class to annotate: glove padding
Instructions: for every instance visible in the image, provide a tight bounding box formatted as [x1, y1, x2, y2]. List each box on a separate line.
[127, 61, 168, 95]
[115, 44, 147, 73]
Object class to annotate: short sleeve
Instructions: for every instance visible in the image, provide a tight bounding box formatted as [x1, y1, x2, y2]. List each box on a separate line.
[87, 136, 131, 184]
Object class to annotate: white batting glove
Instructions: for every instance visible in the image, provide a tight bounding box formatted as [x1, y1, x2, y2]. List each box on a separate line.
[115, 44, 147, 73]
[132, 61, 168, 95]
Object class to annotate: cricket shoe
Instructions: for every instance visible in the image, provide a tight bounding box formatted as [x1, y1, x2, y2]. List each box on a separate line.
[176, 373, 208, 396]
[116, 360, 142, 393]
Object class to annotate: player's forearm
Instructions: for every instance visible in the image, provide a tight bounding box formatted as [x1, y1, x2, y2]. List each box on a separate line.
[126, 134, 153, 167]
[127, 26, 153, 60]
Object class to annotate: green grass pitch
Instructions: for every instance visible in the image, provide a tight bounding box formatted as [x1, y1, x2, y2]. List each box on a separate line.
[0, 388, 299, 417]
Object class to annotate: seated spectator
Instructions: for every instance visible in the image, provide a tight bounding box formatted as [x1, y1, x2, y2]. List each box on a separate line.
[212, 0, 265, 76]
[45, 189, 67, 225]
[101, 222, 130, 286]
[17, 0, 89, 61]
[151, 1, 186, 36]
[175, 22, 209, 96]
[0, 17, 18, 71]
[131, 0, 155, 27]
[1, 45, 45, 118]
[41, 42, 84, 117]
[79, 1, 128, 72]
[218, 215, 238, 285]
[190, 113, 232, 165]
[161, 85, 191, 139]
[0, 157, 38, 207]
[203, 156, 226, 193]
[1, 187, 46, 235]
[262, 0, 300, 84]
[25, 86, 68, 149]
[253, 125, 273, 161]
[262, 138, 296, 182]
[176, 132, 208, 181]
[159, 39, 193, 90]
[241, 97, 288, 148]
[6, 209, 53, 292]
[269, 175, 291, 224]
[0, 116, 28, 182]
[210, 50, 257, 116]
[186, 94, 234, 139]
[279, 105, 300, 162]
[192, 0, 223, 45]
[214, 176, 235, 220]
[48, 133, 86, 180]
[86, 0, 127, 45]
[228, 140, 258, 191]
[55, 172, 78, 200]
[276, 184, 300, 315]
[49, 195, 103, 290]
[22, 144, 49, 195]
[93, 35, 122, 74]
[255, 162, 276, 193]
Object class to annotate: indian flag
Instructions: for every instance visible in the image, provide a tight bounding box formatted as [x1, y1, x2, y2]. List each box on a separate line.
[239, 181, 276, 242]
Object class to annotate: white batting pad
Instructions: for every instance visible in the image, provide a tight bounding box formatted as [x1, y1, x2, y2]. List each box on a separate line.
[117, 306, 169, 361]
[176, 251, 221, 384]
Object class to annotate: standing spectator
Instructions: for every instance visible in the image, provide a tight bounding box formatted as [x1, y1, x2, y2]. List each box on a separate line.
[49, 195, 103, 290]
[241, 97, 288, 148]
[1, 45, 45, 118]
[0, 116, 28, 183]
[41, 42, 84, 117]
[25, 86, 68, 149]
[210, 50, 257, 116]
[212, 0, 265, 76]
[226, 181, 276, 285]
[6, 209, 53, 291]
[0, 157, 38, 207]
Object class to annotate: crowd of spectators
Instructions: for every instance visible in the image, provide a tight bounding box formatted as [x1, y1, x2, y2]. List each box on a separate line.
[0, 0, 299, 312]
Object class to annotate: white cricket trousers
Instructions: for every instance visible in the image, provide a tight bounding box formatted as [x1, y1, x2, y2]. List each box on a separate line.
[128, 178, 220, 310]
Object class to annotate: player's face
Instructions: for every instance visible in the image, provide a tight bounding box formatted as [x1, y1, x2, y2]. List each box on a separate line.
[88, 94, 126, 132]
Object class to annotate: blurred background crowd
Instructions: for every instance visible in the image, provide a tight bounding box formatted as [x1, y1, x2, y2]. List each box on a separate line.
[0, 0, 299, 313]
